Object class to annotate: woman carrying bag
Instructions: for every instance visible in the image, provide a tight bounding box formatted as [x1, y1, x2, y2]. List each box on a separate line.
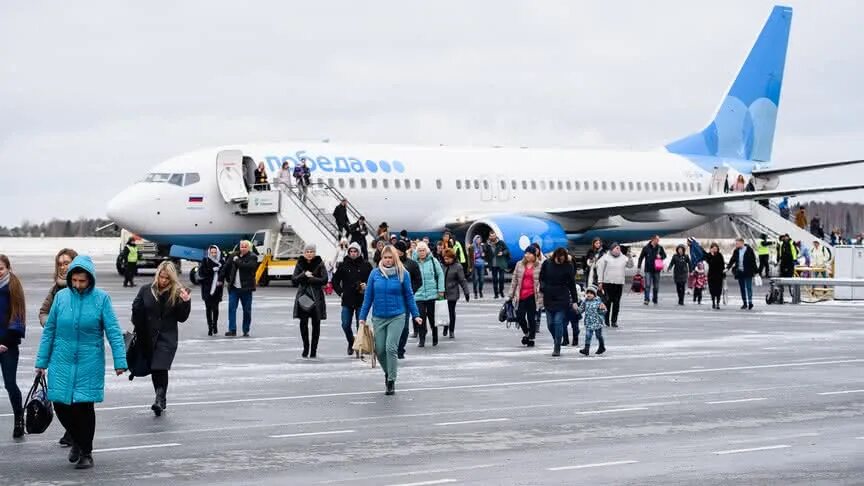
[359, 245, 422, 396]
[293, 244, 328, 359]
[131, 261, 192, 417]
[35, 255, 127, 470]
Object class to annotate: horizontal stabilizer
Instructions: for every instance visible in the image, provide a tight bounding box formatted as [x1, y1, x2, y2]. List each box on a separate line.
[546, 183, 864, 220]
[752, 158, 864, 177]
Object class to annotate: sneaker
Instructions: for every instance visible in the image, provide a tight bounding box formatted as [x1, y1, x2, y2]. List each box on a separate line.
[643, 301, 649, 306]
[597, 346, 606, 355]
[748, 303, 754, 310]
[224, 331, 237, 337]
[242, 332, 250, 337]
[740, 304, 748, 310]
[521, 335, 529, 346]
[75, 455, 94, 470]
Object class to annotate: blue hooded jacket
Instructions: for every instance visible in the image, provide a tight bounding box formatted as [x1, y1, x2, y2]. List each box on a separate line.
[35, 255, 127, 404]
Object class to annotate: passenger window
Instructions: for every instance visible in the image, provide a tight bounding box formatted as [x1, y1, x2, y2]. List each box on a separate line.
[394, 179, 401, 189]
[499, 180, 505, 190]
[522, 180, 528, 190]
[593, 181, 599, 191]
[349, 178, 356, 189]
[383, 179, 389, 189]
[674, 182, 680, 191]
[636, 182, 642, 191]
[416, 179, 421, 189]
[557, 181, 563, 190]
[184, 173, 201, 186]
[404, 179, 410, 189]
[661, 182, 667, 191]
[540, 181, 547, 190]
[465, 179, 470, 189]
[337, 178, 345, 189]
[436, 179, 442, 189]
[690, 182, 696, 192]
[610, 181, 616, 191]
[482, 180, 489, 190]
[628, 181, 634, 191]
[531, 180, 537, 190]
[651, 182, 658, 191]
[601, 181, 607, 191]
[371, 179, 378, 189]
[620, 181, 626, 191]
[473, 180, 480, 190]
[360, 179, 367, 189]
[565, 181, 572, 190]
[327, 178, 334, 187]
[511, 180, 517, 190]
[456, 180, 462, 190]
[574, 181, 580, 190]
[698, 183, 703, 192]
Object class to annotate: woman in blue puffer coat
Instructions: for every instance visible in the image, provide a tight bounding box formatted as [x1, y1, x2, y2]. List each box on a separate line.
[413, 242, 445, 348]
[35, 255, 127, 470]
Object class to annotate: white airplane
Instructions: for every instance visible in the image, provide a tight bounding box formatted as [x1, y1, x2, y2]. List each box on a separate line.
[107, 5, 862, 269]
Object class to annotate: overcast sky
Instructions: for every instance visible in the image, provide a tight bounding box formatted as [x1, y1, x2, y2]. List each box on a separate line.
[1, 1, 862, 227]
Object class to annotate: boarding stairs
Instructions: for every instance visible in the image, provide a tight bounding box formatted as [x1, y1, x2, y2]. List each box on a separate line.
[729, 201, 833, 254]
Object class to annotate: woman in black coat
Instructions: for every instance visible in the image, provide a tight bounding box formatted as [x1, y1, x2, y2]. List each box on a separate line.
[331, 242, 372, 355]
[704, 242, 726, 310]
[198, 245, 224, 336]
[293, 245, 328, 359]
[131, 261, 191, 416]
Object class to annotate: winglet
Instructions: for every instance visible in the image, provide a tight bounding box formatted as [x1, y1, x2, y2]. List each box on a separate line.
[666, 6, 793, 162]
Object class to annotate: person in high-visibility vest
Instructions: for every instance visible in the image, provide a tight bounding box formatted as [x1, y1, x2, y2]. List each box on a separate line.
[122, 238, 139, 287]
[755, 234, 773, 278]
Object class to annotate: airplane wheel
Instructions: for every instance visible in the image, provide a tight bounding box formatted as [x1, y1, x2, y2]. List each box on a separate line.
[116, 255, 125, 276]
[189, 267, 199, 286]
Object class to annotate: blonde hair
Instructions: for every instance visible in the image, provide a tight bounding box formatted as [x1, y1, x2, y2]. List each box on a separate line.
[378, 245, 405, 281]
[152, 260, 183, 306]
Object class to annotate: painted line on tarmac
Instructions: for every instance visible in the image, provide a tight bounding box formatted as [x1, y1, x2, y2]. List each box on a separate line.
[92, 443, 181, 453]
[817, 389, 864, 396]
[434, 418, 509, 426]
[385, 480, 457, 486]
[714, 444, 791, 455]
[269, 430, 355, 439]
[727, 432, 819, 445]
[575, 407, 648, 415]
[548, 460, 639, 471]
[319, 464, 501, 484]
[705, 397, 768, 405]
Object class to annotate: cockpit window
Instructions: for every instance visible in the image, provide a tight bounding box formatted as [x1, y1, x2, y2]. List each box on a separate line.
[143, 172, 200, 187]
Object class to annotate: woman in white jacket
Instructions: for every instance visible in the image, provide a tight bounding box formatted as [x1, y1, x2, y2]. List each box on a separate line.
[596, 242, 634, 327]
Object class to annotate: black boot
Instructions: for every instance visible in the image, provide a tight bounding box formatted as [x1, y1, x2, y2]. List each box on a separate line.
[207, 322, 213, 336]
[449, 325, 455, 339]
[418, 332, 426, 347]
[75, 454, 94, 470]
[432, 327, 439, 346]
[68, 442, 81, 463]
[347, 337, 355, 356]
[59, 431, 73, 447]
[12, 412, 23, 439]
[579, 346, 589, 356]
[597, 344, 606, 355]
[552, 344, 561, 357]
[151, 387, 166, 417]
[442, 325, 448, 337]
[385, 380, 396, 396]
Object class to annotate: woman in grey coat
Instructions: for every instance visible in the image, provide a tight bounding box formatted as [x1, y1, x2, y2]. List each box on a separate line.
[131, 261, 191, 417]
[442, 249, 470, 339]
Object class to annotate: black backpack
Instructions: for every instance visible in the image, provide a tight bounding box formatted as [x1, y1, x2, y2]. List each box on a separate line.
[24, 375, 53, 434]
[765, 283, 782, 305]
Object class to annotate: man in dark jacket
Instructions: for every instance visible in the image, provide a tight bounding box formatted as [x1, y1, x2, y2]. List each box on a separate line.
[777, 234, 798, 303]
[349, 216, 369, 261]
[221, 240, 258, 336]
[394, 241, 422, 359]
[121, 238, 138, 287]
[637, 235, 667, 305]
[332, 242, 372, 355]
[487, 232, 510, 298]
[726, 238, 758, 310]
[333, 199, 350, 238]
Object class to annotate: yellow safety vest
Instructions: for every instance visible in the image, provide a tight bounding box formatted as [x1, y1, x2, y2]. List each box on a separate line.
[126, 245, 139, 263]
[756, 241, 771, 256]
[452, 241, 466, 264]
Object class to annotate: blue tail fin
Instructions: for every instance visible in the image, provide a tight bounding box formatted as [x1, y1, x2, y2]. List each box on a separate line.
[666, 6, 792, 162]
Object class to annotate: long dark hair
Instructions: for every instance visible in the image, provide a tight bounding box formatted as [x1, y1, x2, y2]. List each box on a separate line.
[0, 255, 26, 327]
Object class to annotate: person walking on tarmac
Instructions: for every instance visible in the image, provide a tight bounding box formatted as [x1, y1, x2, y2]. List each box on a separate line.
[333, 199, 350, 238]
[394, 241, 422, 358]
[470, 235, 490, 299]
[37, 248, 78, 447]
[442, 231, 468, 274]
[0, 255, 27, 439]
[358, 245, 422, 396]
[756, 234, 773, 278]
[332, 242, 372, 356]
[131, 261, 192, 416]
[121, 238, 138, 287]
[637, 235, 667, 305]
[442, 249, 470, 339]
[487, 232, 510, 298]
[705, 243, 726, 309]
[35, 255, 127, 470]
[222, 240, 258, 337]
[596, 242, 633, 327]
[293, 245, 328, 359]
[668, 244, 692, 306]
[509, 247, 543, 348]
[414, 242, 445, 347]
[349, 216, 370, 261]
[583, 238, 606, 288]
[198, 245, 224, 336]
[777, 234, 798, 303]
[726, 238, 758, 310]
[539, 248, 579, 357]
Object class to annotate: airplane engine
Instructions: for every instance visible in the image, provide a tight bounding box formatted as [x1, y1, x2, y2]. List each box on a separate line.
[466, 215, 568, 267]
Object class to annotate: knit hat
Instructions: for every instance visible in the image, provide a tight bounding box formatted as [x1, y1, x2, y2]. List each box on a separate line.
[304, 243, 317, 252]
[394, 241, 408, 253]
[586, 285, 598, 295]
[348, 242, 362, 253]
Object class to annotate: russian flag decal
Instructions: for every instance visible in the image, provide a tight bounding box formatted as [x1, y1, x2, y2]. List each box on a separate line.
[187, 195, 204, 209]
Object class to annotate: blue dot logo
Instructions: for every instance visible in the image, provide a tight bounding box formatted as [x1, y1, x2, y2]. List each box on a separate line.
[365, 160, 378, 173]
[392, 160, 405, 173]
[379, 160, 391, 173]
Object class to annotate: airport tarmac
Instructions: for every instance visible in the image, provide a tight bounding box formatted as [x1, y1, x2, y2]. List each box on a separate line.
[0, 254, 862, 485]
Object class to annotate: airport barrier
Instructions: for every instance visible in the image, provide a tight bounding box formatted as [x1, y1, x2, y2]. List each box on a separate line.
[769, 277, 864, 304]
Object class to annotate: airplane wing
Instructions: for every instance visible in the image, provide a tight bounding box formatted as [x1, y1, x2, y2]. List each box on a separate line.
[752, 159, 864, 177]
[546, 183, 864, 219]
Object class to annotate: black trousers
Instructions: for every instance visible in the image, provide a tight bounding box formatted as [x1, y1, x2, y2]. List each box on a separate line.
[675, 282, 686, 305]
[417, 300, 437, 336]
[693, 287, 703, 303]
[123, 262, 137, 286]
[490, 268, 505, 297]
[602, 283, 623, 325]
[708, 277, 723, 305]
[517, 296, 537, 340]
[54, 402, 95, 454]
[299, 315, 321, 354]
[152, 369, 168, 392]
[758, 255, 770, 277]
[204, 298, 220, 330]
[447, 299, 458, 333]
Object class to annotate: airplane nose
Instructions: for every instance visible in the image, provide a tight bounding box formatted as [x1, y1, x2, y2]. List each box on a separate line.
[107, 184, 148, 232]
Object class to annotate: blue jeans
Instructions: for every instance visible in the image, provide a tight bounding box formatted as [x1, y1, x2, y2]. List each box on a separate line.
[490, 267, 504, 297]
[584, 327, 605, 350]
[341, 306, 360, 344]
[228, 288, 253, 334]
[398, 313, 410, 358]
[737, 276, 753, 306]
[0, 346, 23, 415]
[473, 263, 485, 294]
[643, 271, 660, 303]
[546, 309, 567, 348]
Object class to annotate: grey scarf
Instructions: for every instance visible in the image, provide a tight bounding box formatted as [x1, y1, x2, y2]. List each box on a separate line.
[0, 273, 9, 290]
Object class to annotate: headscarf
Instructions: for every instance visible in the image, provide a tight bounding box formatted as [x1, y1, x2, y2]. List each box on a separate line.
[207, 245, 222, 296]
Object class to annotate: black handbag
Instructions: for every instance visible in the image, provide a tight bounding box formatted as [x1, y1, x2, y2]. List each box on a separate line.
[124, 330, 153, 380]
[24, 375, 53, 434]
[297, 287, 317, 313]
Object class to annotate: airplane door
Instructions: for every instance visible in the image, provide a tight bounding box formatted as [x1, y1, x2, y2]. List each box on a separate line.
[497, 176, 510, 201]
[710, 166, 730, 194]
[480, 176, 493, 201]
[216, 150, 250, 203]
